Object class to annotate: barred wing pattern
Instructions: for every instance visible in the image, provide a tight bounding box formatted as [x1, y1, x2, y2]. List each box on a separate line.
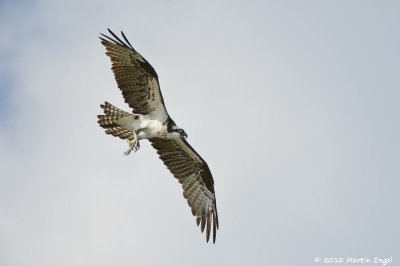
[100, 29, 168, 120]
[150, 138, 219, 243]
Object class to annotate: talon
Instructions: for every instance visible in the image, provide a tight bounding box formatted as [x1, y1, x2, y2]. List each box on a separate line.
[135, 141, 140, 151]
[124, 131, 140, 156]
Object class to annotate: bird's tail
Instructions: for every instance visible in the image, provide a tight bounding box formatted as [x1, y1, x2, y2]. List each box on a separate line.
[97, 102, 134, 140]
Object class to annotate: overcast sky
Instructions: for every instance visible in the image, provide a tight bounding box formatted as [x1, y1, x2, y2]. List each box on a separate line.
[0, 1, 399, 265]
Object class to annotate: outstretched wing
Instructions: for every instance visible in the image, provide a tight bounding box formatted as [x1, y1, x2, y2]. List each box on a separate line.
[149, 138, 219, 243]
[100, 29, 168, 120]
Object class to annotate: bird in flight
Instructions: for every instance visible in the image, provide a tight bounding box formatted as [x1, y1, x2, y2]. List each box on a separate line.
[97, 29, 219, 243]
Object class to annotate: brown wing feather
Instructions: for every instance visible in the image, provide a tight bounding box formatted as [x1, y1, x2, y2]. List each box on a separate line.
[100, 29, 168, 120]
[149, 138, 219, 243]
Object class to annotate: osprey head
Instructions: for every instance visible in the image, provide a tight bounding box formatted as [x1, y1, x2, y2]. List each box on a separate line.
[167, 118, 188, 139]
[173, 127, 188, 139]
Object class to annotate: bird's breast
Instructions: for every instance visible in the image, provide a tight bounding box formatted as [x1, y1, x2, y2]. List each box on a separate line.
[137, 119, 167, 139]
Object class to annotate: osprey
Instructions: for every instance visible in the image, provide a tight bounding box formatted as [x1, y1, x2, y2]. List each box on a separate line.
[97, 29, 219, 243]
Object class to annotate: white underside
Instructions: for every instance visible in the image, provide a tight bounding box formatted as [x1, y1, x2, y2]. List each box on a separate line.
[118, 114, 161, 138]
[117, 113, 180, 140]
[137, 117, 164, 139]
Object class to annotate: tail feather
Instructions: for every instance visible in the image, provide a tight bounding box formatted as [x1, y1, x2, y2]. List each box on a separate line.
[101, 101, 132, 116]
[97, 102, 134, 140]
[105, 126, 133, 139]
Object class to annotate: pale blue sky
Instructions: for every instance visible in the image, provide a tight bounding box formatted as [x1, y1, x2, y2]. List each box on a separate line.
[0, 1, 399, 265]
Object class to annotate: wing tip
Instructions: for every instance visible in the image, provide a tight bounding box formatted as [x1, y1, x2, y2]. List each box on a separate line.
[206, 213, 212, 243]
[99, 29, 133, 50]
[200, 216, 206, 233]
[197, 206, 218, 244]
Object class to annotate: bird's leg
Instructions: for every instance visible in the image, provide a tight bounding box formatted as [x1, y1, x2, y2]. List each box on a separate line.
[124, 131, 140, 156]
